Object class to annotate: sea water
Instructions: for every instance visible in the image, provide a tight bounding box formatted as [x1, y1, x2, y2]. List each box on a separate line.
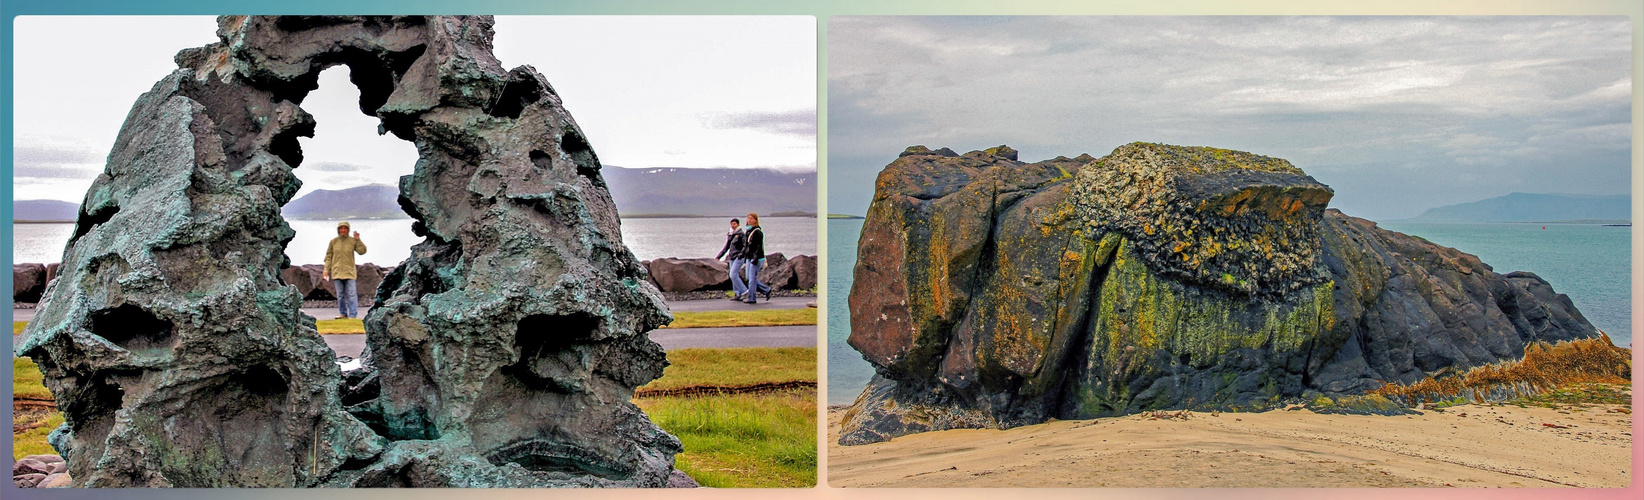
[826, 219, 1632, 406]
[11, 216, 818, 266]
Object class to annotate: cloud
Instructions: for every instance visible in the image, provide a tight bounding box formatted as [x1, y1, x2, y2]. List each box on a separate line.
[826, 16, 1631, 219]
[703, 110, 817, 137]
[12, 141, 106, 182]
[304, 162, 373, 172]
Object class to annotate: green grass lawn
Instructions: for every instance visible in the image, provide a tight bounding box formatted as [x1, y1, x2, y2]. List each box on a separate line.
[13, 357, 51, 401]
[14, 357, 61, 459]
[14, 322, 25, 335]
[642, 347, 816, 391]
[662, 309, 817, 329]
[636, 389, 817, 488]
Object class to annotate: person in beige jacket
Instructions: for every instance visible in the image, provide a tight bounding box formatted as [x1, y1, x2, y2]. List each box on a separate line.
[323, 221, 368, 319]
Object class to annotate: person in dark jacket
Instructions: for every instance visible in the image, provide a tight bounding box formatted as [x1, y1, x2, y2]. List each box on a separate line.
[716, 218, 749, 300]
[741, 213, 772, 303]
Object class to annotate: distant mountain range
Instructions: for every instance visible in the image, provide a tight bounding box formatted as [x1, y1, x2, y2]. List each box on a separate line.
[1404, 193, 1630, 223]
[14, 199, 79, 222]
[282, 184, 405, 220]
[16, 166, 816, 222]
[601, 166, 816, 217]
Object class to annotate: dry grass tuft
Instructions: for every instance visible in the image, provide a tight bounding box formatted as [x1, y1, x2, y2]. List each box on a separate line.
[1371, 335, 1631, 406]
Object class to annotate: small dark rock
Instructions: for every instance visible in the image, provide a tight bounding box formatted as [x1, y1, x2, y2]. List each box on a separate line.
[666, 469, 700, 488]
[12, 263, 47, 302]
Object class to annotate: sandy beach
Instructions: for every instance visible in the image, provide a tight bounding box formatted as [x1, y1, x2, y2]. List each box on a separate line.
[827, 402, 1633, 488]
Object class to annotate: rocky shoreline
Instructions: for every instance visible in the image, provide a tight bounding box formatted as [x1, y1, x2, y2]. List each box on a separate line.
[13, 253, 817, 309]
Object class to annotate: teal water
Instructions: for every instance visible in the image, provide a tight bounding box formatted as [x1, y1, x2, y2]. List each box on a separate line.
[827, 219, 868, 406]
[826, 219, 1631, 406]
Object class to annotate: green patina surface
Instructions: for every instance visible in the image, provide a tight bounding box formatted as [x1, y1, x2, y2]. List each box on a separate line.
[1066, 237, 1334, 416]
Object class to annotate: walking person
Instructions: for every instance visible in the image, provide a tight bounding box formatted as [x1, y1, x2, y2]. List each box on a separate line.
[323, 221, 368, 319]
[741, 213, 772, 304]
[716, 218, 749, 301]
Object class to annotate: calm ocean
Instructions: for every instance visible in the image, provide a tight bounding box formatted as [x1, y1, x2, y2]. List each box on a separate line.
[826, 219, 1632, 406]
[11, 216, 818, 267]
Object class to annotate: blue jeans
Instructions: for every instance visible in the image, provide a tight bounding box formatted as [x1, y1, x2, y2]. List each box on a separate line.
[744, 258, 770, 302]
[727, 259, 749, 298]
[335, 279, 358, 318]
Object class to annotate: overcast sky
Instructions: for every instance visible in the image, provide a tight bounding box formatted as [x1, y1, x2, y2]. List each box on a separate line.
[12, 16, 816, 203]
[828, 16, 1631, 220]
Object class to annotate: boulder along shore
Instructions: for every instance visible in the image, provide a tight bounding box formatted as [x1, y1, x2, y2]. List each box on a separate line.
[12, 253, 817, 308]
[840, 143, 1623, 446]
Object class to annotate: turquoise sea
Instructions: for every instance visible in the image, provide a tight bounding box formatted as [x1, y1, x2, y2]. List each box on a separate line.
[826, 219, 1631, 406]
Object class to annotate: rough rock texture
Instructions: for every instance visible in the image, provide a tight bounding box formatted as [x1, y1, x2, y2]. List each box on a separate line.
[17, 15, 681, 487]
[790, 254, 819, 290]
[279, 263, 391, 303]
[840, 143, 1601, 445]
[11, 455, 68, 488]
[647, 258, 730, 292]
[641, 254, 817, 293]
[13, 263, 47, 302]
[758, 252, 794, 289]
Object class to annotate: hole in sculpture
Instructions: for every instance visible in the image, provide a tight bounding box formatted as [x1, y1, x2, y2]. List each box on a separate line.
[87, 303, 175, 350]
[485, 71, 542, 120]
[72, 204, 120, 241]
[274, 65, 422, 346]
[502, 313, 601, 393]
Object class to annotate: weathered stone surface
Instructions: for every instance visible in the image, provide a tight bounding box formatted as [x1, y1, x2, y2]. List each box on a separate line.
[22, 454, 65, 465]
[13, 263, 47, 302]
[40, 472, 73, 488]
[45, 263, 63, 284]
[280, 263, 325, 298]
[758, 252, 793, 289]
[17, 15, 681, 487]
[666, 469, 700, 488]
[840, 143, 1602, 445]
[15, 473, 46, 488]
[13, 458, 50, 476]
[1072, 143, 1334, 297]
[789, 254, 818, 290]
[647, 258, 730, 292]
[293, 263, 388, 304]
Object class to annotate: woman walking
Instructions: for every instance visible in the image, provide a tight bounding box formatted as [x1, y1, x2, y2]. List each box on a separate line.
[716, 218, 749, 300]
[741, 213, 772, 303]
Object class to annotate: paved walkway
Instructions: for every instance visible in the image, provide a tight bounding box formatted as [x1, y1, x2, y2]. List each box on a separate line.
[10, 297, 814, 323]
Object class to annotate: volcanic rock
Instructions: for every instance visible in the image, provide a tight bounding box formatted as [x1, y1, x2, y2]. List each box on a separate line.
[758, 252, 794, 289]
[13, 263, 47, 302]
[40, 473, 73, 488]
[789, 254, 819, 290]
[17, 15, 680, 487]
[45, 263, 62, 283]
[647, 258, 731, 292]
[13, 458, 50, 476]
[839, 143, 1602, 445]
[280, 264, 325, 298]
